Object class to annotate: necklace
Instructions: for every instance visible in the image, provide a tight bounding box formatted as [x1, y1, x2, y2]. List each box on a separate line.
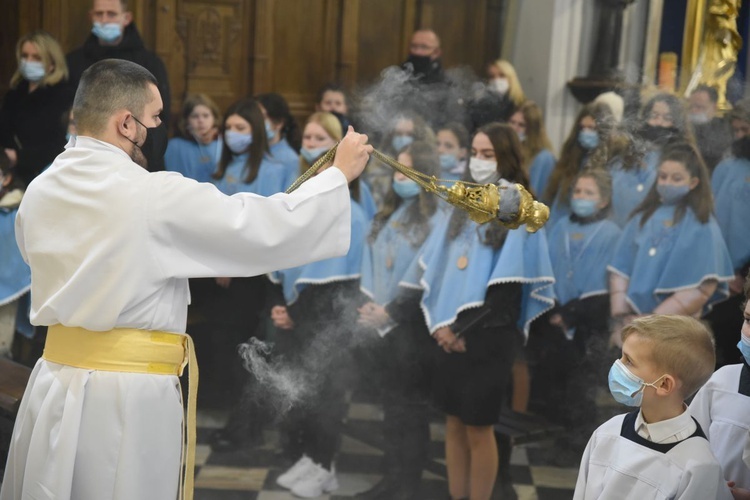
[647, 217, 674, 257]
[197, 139, 221, 164]
[564, 221, 604, 279]
[456, 223, 484, 270]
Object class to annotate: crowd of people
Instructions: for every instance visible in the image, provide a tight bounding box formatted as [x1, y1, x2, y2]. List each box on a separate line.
[1, 1, 750, 499]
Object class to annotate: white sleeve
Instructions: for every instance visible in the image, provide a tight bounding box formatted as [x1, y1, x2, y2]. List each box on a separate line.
[676, 461, 733, 500]
[147, 167, 352, 279]
[14, 210, 28, 264]
[573, 435, 594, 500]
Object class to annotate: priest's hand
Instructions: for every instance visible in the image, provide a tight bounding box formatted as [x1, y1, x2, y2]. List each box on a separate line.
[333, 126, 373, 183]
[271, 305, 295, 330]
[728, 481, 750, 499]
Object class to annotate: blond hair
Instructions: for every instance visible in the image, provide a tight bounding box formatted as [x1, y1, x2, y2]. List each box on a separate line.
[299, 112, 342, 174]
[621, 315, 716, 399]
[491, 59, 525, 107]
[11, 31, 68, 89]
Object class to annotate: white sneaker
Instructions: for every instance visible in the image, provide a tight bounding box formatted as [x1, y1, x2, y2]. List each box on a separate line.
[276, 455, 315, 489]
[290, 463, 339, 498]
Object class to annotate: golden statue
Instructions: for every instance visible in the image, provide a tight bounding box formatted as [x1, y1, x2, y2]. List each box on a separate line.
[686, 0, 743, 110]
[287, 145, 549, 233]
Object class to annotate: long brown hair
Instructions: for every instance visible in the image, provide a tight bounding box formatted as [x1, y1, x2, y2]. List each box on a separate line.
[517, 100, 554, 173]
[213, 99, 269, 184]
[544, 102, 615, 207]
[631, 141, 713, 226]
[369, 141, 439, 247]
[448, 123, 529, 249]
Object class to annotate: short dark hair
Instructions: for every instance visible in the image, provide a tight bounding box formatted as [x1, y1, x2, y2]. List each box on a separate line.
[73, 59, 158, 133]
[316, 83, 348, 106]
[692, 85, 719, 104]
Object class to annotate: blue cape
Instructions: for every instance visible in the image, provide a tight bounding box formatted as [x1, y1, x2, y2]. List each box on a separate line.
[269, 138, 301, 190]
[164, 137, 222, 183]
[609, 204, 734, 314]
[711, 157, 750, 271]
[357, 181, 378, 221]
[270, 202, 368, 305]
[360, 201, 444, 305]
[414, 215, 555, 336]
[212, 153, 287, 196]
[529, 149, 555, 199]
[610, 149, 660, 227]
[548, 216, 621, 305]
[0, 205, 31, 307]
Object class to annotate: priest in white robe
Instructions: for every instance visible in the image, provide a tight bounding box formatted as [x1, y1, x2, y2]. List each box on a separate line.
[0, 59, 372, 500]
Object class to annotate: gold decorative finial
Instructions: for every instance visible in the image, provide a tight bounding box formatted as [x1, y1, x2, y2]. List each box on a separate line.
[286, 145, 550, 233]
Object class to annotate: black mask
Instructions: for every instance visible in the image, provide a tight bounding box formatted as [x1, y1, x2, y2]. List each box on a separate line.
[403, 54, 436, 78]
[732, 135, 750, 159]
[127, 116, 168, 171]
[637, 124, 679, 145]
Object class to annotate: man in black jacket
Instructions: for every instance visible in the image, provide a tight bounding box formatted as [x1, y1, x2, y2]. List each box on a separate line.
[66, 0, 170, 171]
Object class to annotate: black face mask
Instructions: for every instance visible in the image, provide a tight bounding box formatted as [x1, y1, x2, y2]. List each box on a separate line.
[126, 115, 168, 171]
[403, 54, 436, 78]
[732, 135, 750, 159]
[638, 123, 679, 145]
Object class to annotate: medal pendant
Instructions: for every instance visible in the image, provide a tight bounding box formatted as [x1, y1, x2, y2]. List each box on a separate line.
[200, 156, 210, 163]
[648, 247, 657, 257]
[637, 184, 644, 192]
[457, 256, 468, 270]
[385, 257, 393, 269]
[567, 270, 574, 279]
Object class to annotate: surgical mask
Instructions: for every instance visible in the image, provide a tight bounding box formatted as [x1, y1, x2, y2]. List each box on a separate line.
[225, 130, 253, 154]
[126, 115, 167, 171]
[608, 359, 665, 407]
[689, 112, 710, 125]
[656, 184, 690, 205]
[738, 335, 750, 365]
[392, 178, 421, 199]
[301, 146, 328, 164]
[92, 22, 123, 43]
[469, 157, 500, 184]
[516, 130, 526, 142]
[578, 129, 599, 150]
[570, 198, 599, 218]
[20, 60, 46, 82]
[392, 135, 414, 152]
[490, 78, 510, 95]
[439, 153, 458, 172]
[265, 120, 276, 141]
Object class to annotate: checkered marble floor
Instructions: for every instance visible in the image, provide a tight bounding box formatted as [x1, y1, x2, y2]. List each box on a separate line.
[193, 397, 581, 500]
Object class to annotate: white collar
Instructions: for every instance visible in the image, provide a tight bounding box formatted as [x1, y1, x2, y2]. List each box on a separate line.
[635, 404, 696, 444]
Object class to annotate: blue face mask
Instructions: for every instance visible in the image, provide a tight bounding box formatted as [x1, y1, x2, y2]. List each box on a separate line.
[392, 178, 421, 199]
[578, 129, 599, 150]
[439, 153, 458, 172]
[224, 130, 253, 154]
[570, 198, 599, 218]
[517, 130, 526, 142]
[656, 184, 691, 205]
[737, 336, 750, 365]
[301, 146, 328, 164]
[392, 135, 414, 152]
[265, 120, 276, 141]
[20, 60, 46, 82]
[608, 359, 666, 407]
[92, 22, 123, 43]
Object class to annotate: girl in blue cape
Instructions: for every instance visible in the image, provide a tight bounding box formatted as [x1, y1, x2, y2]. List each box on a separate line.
[204, 98, 288, 452]
[0, 159, 30, 357]
[609, 93, 695, 227]
[436, 122, 469, 182]
[608, 141, 734, 345]
[267, 162, 368, 498]
[536, 168, 622, 457]
[407, 123, 555, 500]
[509, 100, 556, 198]
[356, 140, 445, 499]
[299, 112, 377, 221]
[164, 93, 223, 183]
[705, 99, 750, 366]
[257, 93, 302, 190]
[544, 102, 616, 229]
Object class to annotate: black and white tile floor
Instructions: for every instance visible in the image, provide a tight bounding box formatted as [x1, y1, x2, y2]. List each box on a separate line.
[193, 396, 582, 500]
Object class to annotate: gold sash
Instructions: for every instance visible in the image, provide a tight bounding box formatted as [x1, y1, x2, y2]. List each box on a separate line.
[43, 324, 198, 500]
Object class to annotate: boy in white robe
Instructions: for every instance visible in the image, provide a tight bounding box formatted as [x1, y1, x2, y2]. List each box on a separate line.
[690, 272, 750, 498]
[0, 59, 373, 500]
[574, 315, 732, 500]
